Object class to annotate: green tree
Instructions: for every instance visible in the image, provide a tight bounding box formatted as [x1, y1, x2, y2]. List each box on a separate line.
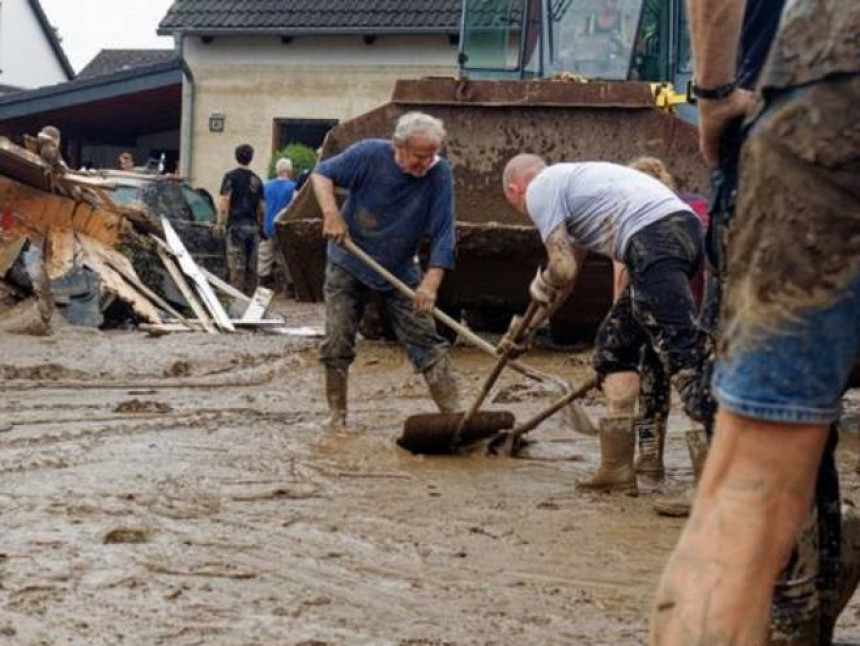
[268, 143, 317, 179]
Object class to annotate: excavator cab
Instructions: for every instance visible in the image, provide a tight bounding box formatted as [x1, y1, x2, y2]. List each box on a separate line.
[459, 0, 692, 88]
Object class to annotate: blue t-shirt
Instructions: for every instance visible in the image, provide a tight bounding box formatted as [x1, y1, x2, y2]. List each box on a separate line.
[315, 139, 456, 291]
[263, 177, 296, 238]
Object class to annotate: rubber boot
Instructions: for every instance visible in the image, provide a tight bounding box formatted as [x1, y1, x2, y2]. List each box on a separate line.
[653, 429, 708, 517]
[634, 416, 666, 480]
[576, 416, 638, 495]
[324, 366, 348, 429]
[423, 356, 461, 414]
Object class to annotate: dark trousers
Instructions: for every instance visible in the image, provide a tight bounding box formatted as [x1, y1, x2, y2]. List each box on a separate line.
[319, 262, 449, 373]
[226, 224, 259, 296]
[592, 211, 704, 419]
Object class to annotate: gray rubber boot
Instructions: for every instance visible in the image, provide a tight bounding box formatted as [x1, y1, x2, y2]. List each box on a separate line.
[653, 428, 708, 517]
[324, 366, 348, 429]
[634, 416, 666, 480]
[423, 356, 461, 414]
[577, 416, 638, 495]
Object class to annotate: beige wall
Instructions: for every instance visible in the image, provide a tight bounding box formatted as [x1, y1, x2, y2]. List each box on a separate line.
[183, 34, 458, 196]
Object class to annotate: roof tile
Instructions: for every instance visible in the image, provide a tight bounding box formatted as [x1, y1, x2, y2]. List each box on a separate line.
[159, 0, 460, 32]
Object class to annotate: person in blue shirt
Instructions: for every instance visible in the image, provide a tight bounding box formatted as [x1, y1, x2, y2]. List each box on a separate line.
[259, 158, 296, 291]
[311, 112, 459, 429]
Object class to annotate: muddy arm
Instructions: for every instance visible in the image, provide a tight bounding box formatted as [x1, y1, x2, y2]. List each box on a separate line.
[311, 173, 348, 244]
[528, 224, 581, 332]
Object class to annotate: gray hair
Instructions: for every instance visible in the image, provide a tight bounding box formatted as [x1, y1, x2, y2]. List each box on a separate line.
[275, 157, 293, 174]
[392, 112, 446, 147]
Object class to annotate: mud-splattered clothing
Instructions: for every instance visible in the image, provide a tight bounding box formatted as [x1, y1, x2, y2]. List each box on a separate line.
[593, 212, 704, 419]
[320, 262, 449, 373]
[715, 75, 860, 425]
[315, 140, 455, 292]
[760, 0, 860, 92]
[526, 162, 693, 262]
[226, 224, 259, 296]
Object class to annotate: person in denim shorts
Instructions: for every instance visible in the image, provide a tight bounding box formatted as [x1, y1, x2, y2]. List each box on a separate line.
[651, 1, 860, 644]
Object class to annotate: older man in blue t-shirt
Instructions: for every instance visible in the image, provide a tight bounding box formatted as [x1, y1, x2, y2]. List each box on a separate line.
[311, 112, 459, 429]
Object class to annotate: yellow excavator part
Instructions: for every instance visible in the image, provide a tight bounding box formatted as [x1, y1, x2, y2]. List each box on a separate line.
[651, 82, 689, 112]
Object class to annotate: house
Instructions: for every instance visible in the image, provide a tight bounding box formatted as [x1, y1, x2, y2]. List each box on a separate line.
[0, 0, 74, 93]
[158, 0, 460, 195]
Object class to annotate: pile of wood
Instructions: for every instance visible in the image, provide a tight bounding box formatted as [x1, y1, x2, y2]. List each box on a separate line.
[0, 132, 292, 336]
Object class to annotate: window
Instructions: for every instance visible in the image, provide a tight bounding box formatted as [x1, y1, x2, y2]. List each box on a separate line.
[274, 118, 338, 152]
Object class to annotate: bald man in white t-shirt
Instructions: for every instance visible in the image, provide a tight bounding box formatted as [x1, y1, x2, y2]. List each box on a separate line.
[502, 154, 705, 494]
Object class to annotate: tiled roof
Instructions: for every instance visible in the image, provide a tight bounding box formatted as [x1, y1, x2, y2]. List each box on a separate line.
[158, 0, 461, 34]
[78, 50, 176, 80]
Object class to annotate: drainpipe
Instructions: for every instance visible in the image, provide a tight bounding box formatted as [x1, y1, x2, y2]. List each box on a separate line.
[177, 33, 195, 180]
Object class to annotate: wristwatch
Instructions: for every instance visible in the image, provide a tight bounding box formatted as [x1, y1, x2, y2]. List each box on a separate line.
[691, 80, 737, 101]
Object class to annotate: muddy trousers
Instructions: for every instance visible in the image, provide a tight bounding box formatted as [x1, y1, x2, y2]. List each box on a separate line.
[319, 262, 450, 374]
[226, 224, 260, 296]
[593, 212, 704, 421]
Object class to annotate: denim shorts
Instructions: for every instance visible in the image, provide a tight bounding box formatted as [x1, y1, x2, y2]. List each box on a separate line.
[713, 271, 860, 425]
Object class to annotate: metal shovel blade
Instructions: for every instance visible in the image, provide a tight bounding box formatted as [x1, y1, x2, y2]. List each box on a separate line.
[397, 411, 516, 455]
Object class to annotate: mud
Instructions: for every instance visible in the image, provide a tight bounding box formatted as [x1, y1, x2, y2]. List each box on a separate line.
[2, 300, 860, 645]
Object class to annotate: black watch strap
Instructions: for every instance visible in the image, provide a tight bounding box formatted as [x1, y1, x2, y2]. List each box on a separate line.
[691, 80, 736, 100]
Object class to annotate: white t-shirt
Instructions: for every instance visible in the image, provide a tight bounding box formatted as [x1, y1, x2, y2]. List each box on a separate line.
[525, 162, 693, 262]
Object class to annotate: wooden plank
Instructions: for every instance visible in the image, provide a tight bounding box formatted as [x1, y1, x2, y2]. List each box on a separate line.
[161, 218, 234, 332]
[0, 175, 120, 246]
[45, 227, 75, 280]
[201, 267, 252, 304]
[77, 238, 163, 324]
[155, 245, 217, 334]
[75, 234, 190, 325]
[240, 287, 274, 322]
[149, 234, 251, 305]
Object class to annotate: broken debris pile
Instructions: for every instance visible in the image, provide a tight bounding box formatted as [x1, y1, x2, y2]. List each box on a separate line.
[0, 134, 284, 335]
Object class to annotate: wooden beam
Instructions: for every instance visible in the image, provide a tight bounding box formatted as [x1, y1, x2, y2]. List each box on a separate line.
[155, 245, 216, 334]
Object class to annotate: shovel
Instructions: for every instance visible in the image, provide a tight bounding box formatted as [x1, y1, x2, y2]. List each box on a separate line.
[491, 375, 598, 456]
[400, 301, 543, 454]
[339, 238, 595, 449]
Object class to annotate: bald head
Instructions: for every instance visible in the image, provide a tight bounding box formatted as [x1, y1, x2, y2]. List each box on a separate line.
[502, 154, 547, 216]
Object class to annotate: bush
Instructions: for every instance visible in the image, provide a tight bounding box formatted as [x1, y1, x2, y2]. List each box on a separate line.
[268, 143, 317, 179]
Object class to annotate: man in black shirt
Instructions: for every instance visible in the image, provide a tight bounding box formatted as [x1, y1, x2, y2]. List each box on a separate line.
[217, 144, 265, 295]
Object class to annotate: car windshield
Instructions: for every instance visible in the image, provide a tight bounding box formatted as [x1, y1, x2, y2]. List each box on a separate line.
[107, 180, 215, 224]
[182, 186, 216, 223]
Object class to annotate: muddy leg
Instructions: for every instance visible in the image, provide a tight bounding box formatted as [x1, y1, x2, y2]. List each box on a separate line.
[635, 345, 671, 481]
[382, 285, 459, 412]
[650, 411, 828, 646]
[319, 263, 367, 429]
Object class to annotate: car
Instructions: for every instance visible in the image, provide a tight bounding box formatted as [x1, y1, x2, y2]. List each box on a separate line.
[101, 170, 226, 278]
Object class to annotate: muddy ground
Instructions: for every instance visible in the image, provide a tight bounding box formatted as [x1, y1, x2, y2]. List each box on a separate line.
[2, 301, 860, 645]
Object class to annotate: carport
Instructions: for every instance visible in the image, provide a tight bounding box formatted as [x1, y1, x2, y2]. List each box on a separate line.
[0, 59, 182, 171]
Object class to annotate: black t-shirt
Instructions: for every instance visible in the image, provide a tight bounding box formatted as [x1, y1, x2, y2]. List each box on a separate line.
[736, 0, 787, 89]
[220, 167, 263, 226]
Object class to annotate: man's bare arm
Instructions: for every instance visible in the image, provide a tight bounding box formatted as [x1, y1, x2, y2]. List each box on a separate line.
[311, 173, 348, 244]
[216, 194, 230, 236]
[687, 0, 754, 167]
